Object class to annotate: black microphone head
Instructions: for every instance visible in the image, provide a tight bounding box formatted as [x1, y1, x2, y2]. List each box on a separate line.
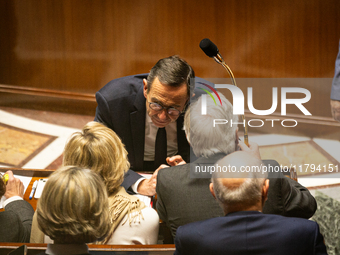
[199, 38, 219, 57]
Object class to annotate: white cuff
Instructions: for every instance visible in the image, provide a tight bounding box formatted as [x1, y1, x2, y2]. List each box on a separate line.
[131, 177, 146, 194]
[3, 196, 23, 208]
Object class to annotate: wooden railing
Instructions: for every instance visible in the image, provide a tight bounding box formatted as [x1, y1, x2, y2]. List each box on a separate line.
[0, 243, 176, 255]
[0, 84, 95, 102]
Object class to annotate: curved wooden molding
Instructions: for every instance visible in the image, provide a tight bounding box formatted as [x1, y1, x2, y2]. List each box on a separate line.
[0, 84, 95, 102]
[1, 84, 339, 127]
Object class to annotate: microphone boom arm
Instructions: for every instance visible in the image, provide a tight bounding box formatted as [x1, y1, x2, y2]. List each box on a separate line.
[213, 54, 249, 146]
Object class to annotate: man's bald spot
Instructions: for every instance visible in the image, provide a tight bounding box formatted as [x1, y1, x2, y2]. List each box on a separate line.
[215, 151, 263, 179]
[220, 178, 247, 190]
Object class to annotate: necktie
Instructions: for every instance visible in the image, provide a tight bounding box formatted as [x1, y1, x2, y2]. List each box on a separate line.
[154, 127, 167, 169]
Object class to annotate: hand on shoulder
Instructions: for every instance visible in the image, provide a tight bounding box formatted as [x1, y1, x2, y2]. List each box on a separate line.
[137, 164, 169, 196]
[166, 155, 186, 166]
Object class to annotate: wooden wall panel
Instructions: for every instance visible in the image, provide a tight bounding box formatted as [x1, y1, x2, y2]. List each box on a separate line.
[0, 0, 339, 116]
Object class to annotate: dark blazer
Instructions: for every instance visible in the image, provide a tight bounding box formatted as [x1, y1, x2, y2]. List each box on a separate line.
[95, 74, 211, 189]
[156, 155, 317, 238]
[0, 200, 34, 243]
[174, 211, 327, 255]
[331, 40, 340, 100]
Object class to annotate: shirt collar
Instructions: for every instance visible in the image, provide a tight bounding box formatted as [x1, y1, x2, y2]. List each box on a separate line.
[146, 111, 153, 123]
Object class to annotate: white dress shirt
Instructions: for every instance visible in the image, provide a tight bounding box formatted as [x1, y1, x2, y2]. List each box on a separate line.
[131, 112, 178, 193]
[144, 112, 178, 161]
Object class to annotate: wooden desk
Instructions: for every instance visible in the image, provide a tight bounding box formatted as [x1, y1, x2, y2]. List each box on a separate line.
[0, 167, 175, 248]
[0, 243, 176, 255]
[1, 168, 54, 211]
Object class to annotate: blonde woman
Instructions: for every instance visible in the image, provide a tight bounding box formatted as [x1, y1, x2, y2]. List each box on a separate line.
[31, 122, 159, 244]
[36, 166, 110, 254]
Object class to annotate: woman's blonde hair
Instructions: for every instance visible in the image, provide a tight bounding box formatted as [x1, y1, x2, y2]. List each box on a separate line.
[63, 121, 130, 194]
[36, 166, 110, 243]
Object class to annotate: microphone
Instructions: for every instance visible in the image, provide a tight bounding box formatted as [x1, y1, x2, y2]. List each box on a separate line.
[199, 38, 249, 146]
[199, 38, 218, 57]
[199, 38, 224, 64]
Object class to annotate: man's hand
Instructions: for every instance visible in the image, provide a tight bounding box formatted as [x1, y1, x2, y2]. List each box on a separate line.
[4, 171, 24, 199]
[331, 99, 340, 122]
[137, 164, 169, 196]
[238, 141, 261, 160]
[166, 155, 186, 166]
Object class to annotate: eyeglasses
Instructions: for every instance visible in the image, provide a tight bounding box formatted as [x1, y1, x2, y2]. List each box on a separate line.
[148, 102, 182, 116]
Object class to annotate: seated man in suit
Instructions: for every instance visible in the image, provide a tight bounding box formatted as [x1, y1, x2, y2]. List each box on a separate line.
[95, 55, 211, 196]
[174, 151, 327, 255]
[0, 171, 34, 243]
[331, 40, 340, 122]
[156, 93, 317, 239]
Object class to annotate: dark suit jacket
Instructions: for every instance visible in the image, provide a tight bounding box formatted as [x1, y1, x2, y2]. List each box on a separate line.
[95, 74, 211, 189]
[174, 211, 327, 255]
[156, 155, 317, 238]
[331, 40, 340, 100]
[0, 200, 34, 243]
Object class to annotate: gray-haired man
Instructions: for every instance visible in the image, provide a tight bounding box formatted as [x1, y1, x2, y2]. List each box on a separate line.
[156, 92, 317, 239]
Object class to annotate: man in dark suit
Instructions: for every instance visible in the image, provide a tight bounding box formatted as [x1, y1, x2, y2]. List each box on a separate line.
[157, 93, 317, 239]
[0, 171, 34, 243]
[174, 151, 327, 255]
[331, 40, 340, 122]
[95, 56, 210, 196]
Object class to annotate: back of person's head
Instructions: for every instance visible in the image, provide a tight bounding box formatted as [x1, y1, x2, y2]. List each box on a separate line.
[147, 55, 195, 97]
[63, 121, 129, 194]
[36, 166, 110, 244]
[212, 151, 268, 212]
[184, 92, 238, 157]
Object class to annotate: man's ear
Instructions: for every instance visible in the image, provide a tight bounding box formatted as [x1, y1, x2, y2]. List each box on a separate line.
[262, 179, 270, 202]
[209, 182, 216, 200]
[143, 78, 148, 98]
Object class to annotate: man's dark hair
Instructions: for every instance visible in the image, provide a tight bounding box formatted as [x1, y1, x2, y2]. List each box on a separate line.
[147, 55, 195, 97]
